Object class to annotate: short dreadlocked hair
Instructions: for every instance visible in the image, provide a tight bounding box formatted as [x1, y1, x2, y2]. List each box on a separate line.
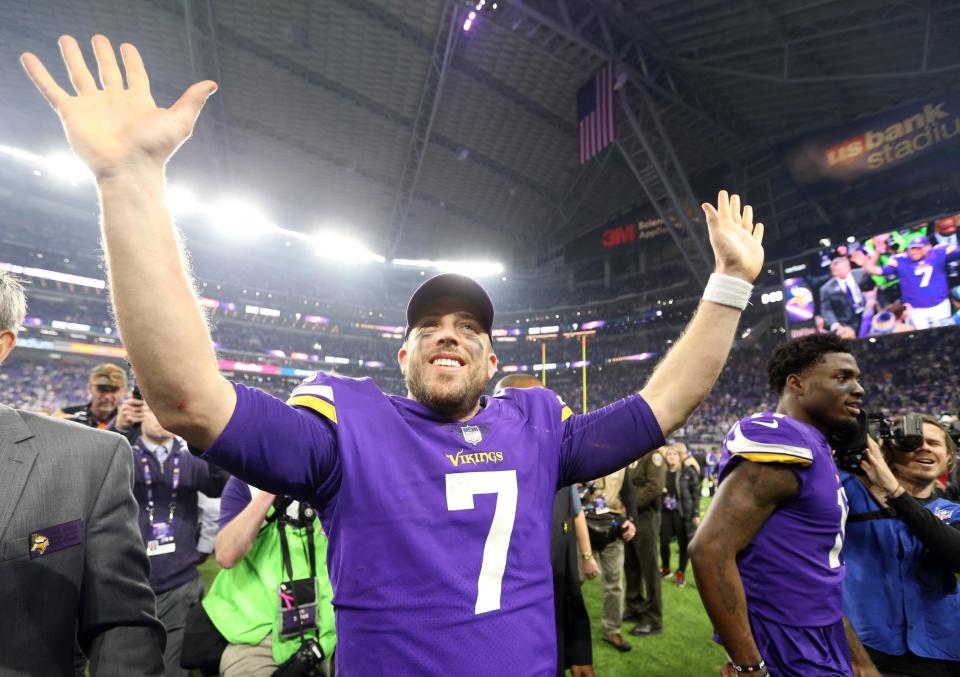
[766, 333, 853, 395]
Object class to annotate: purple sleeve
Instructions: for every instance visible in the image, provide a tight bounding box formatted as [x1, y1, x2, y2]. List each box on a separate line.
[944, 245, 960, 262]
[202, 383, 342, 508]
[560, 394, 665, 485]
[881, 257, 899, 276]
[218, 477, 252, 530]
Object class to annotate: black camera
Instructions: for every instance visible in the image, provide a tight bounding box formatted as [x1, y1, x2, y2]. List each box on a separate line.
[272, 637, 325, 677]
[945, 419, 960, 447]
[830, 411, 924, 474]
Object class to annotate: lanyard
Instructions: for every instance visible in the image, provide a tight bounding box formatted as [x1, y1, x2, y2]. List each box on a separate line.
[271, 498, 319, 643]
[138, 444, 181, 525]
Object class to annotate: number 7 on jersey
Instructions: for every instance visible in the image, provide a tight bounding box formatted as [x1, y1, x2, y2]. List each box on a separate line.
[446, 470, 519, 614]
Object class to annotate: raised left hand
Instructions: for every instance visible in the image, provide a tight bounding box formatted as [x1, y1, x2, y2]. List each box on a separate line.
[702, 190, 765, 283]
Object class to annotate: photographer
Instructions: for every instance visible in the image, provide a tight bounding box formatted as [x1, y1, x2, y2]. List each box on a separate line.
[581, 469, 638, 653]
[201, 479, 335, 676]
[842, 415, 960, 676]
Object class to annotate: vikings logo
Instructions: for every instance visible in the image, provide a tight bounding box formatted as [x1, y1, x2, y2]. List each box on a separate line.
[31, 534, 50, 556]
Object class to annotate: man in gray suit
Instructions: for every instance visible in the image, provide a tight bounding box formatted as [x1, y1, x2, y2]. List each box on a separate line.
[0, 270, 165, 676]
[819, 256, 872, 339]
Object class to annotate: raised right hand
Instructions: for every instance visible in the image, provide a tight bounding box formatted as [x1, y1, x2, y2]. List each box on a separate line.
[20, 35, 217, 180]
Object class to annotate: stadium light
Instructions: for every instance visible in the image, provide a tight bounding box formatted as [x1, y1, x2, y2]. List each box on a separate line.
[166, 185, 200, 216]
[435, 260, 504, 277]
[314, 232, 386, 263]
[44, 152, 93, 185]
[208, 198, 275, 238]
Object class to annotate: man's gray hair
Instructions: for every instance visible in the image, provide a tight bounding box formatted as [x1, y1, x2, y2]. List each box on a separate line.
[0, 270, 27, 333]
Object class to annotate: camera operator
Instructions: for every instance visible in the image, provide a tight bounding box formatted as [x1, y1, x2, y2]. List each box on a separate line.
[200, 479, 335, 676]
[842, 414, 960, 676]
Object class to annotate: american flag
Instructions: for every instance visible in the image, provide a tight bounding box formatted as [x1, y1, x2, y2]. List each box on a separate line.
[577, 63, 616, 165]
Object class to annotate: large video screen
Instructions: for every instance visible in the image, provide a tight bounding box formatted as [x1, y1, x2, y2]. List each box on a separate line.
[783, 212, 960, 338]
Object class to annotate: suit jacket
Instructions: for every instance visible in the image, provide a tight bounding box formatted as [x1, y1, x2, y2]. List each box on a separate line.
[819, 269, 870, 331]
[0, 405, 165, 676]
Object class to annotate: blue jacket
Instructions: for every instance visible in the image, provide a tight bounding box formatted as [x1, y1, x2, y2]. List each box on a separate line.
[841, 472, 960, 661]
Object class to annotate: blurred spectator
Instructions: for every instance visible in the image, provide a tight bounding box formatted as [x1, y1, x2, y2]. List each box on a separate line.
[54, 362, 127, 428]
[132, 404, 229, 677]
[658, 446, 700, 588]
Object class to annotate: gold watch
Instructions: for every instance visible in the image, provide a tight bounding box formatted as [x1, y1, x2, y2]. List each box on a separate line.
[580, 552, 593, 561]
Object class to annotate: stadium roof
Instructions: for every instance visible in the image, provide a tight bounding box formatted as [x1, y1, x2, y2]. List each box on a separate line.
[1, 0, 958, 270]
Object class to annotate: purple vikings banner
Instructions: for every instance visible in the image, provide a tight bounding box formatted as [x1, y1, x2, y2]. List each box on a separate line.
[783, 94, 960, 194]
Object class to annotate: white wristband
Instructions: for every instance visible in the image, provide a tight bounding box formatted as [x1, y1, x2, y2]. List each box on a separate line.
[702, 273, 753, 310]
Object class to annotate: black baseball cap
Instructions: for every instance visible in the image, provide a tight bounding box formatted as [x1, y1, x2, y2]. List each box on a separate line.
[405, 273, 494, 337]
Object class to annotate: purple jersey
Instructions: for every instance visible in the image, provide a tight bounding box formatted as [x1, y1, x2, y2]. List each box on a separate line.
[203, 374, 664, 675]
[719, 412, 848, 627]
[881, 244, 960, 308]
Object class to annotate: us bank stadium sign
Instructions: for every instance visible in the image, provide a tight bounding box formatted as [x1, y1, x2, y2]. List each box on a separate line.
[783, 93, 960, 194]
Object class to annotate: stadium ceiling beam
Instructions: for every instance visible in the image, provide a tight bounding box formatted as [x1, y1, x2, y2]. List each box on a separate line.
[502, 0, 715, 285]
[615, 88, 713, 288]
[385, 2, 461, 259]
[670, 3, 960, 83]
[182, 0, 235, 181]
[146, 0, 560, 209]
[501, 0, 749, 144]
[537, 146, 615, 248]
[340, 0, 575, 137]
[669, 60, 960, 84]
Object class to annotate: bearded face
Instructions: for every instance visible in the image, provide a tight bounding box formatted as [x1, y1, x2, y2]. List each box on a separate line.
[399, 298, 497, 421]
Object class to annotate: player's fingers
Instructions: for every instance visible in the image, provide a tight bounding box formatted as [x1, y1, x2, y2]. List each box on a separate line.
[716, 190, 729, 221]
[741, 205, 753, 231]
[702, 202, 719, 225]
[753, 222, 764, 244]
[170, 80, 218, 129]
[19, 52, 70, 108]
[58, 35, 98, 94]
[730, 193, 741, 223]
[120, 42, 149, 91]
[91, 35, 123, 89]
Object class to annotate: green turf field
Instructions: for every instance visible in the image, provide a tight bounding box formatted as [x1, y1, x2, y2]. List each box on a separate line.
[198, 537, 724, 676]
[579, 545, 727, 676]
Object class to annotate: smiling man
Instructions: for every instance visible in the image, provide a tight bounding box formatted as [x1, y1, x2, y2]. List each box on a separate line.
[55, 362, 127, 428]
[690, 333, 877, 677]
[22, 35, 765, 675]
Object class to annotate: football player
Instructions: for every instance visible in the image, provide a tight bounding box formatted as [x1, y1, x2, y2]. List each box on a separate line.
[852, 236, 960, 329]
[690, 333, 878, 676]
[21, 35, 764, 675]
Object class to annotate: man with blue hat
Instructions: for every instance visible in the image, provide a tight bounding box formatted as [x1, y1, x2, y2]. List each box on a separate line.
[853, 234, 960, 329]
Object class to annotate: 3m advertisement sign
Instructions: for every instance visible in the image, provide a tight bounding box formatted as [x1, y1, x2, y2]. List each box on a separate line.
[564, 211, 668, 262]
[783, 94, 960, 194]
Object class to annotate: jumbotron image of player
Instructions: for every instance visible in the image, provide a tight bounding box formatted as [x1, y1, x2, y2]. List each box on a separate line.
[21, 36, 764, 674]
[852, 236, 960, 329]
[689, 334, 878, 677]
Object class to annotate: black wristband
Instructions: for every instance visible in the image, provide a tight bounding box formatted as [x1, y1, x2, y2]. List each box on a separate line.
[731, 659, 766, 673]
